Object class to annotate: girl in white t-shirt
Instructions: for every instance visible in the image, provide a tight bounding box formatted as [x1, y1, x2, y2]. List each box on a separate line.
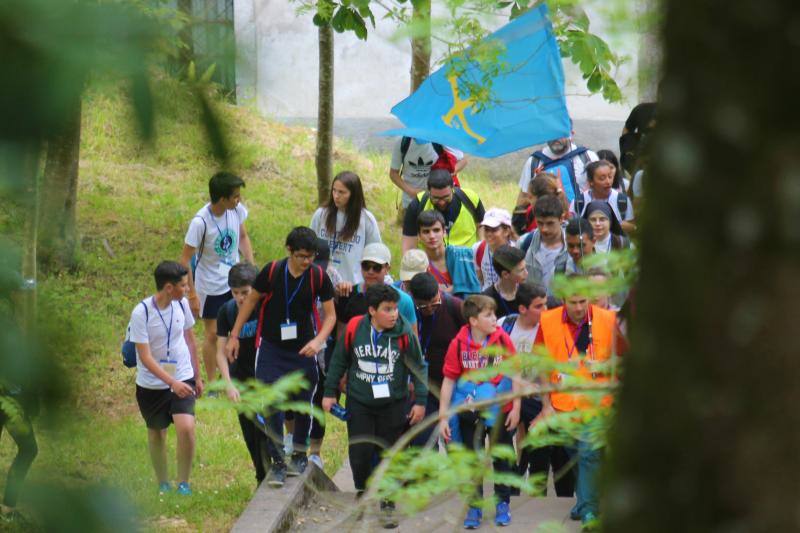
[310, 171, 382, 285]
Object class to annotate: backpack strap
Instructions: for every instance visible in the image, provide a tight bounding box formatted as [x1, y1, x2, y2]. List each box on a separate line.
[617, 192, 629, 219]
[141, 300, 149, 322]
[254, 260, 280, 349]
[519, 232, 534, 254]
[575, 191, 587, 218]
[432, 142, 444, 156]
[399, 333, 409, 352]
[345, 315, 365, 352]
[310, 264, 323, 331]
[193, 215, 207, 261]
[475, 240, 487, 269]
[530, 151, 546, 179]
[501, 314, 518, 335]
[399, 136, 412, 175]
[453, 188, 480, 225]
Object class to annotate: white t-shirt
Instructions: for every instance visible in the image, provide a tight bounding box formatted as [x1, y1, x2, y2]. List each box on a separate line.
[499, 317, 539, 355]
[390, 139, 439, 208]
[535, 243, 563, 289]
[130, 297, 196, 389]
[518, 143, 599, 194]
[570, 189, 634, 222]
[310, 208, 382, 284]
[185, 203, 249, 296]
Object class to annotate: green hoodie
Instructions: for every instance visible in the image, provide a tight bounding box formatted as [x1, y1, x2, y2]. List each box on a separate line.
[324, 314, 428, 407]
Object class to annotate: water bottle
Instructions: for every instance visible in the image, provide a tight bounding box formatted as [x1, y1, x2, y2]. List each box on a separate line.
[330, 403, 351, 421]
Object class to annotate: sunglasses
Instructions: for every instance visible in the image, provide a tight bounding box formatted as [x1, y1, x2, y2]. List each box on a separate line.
[361, 261, 385, 273]
[415, 297, 442, 311]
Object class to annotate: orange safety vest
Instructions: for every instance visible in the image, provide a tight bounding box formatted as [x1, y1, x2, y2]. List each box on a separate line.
[539, 305, 617, 412]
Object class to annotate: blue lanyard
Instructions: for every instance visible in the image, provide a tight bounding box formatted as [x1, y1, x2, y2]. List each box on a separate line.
[152, 298, 174, 359]
[417, 307, 438, 355]
[371, 326, 384, 375]
[284, 262, 307, 323]
[207, 206, 229, 236]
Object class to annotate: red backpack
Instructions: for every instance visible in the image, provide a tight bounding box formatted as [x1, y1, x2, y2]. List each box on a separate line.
[254, 260, 324, 349]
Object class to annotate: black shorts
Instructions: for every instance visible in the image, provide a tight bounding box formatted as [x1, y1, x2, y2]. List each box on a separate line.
[200, 291, 232, 319]
[136, 380, 197, 430]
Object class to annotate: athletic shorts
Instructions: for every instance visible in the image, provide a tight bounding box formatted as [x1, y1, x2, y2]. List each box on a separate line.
[136, 380, 196, 430]
[199, 290, 232, 319]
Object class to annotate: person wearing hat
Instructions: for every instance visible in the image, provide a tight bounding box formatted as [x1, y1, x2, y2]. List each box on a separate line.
[335, 243, 418, 332]
[472, 208, 518, 291]
[393, 249, 430, 294]
[581, 201, 631, 254]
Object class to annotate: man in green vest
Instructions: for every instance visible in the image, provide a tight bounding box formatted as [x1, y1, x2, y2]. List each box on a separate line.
[401, 169, 485, 253]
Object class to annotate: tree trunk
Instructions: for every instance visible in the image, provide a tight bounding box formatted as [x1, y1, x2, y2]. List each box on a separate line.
[177, 0, 195, 73]
[410, 0, 431, 92]
[315, 22, 334, 206]
[636, 0, 660, 102]
[605, 1, 800, 531]
[38, 100, 81, 272]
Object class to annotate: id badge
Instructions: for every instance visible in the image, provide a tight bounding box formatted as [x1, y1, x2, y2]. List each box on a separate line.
[372, 381, 391, 399]
[280, 321, 298, 341]
[218, 261, 232, 277]
[160, 360, 177, 378]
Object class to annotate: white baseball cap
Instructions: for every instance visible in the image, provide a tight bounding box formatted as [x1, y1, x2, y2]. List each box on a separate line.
[361, 243, 391, 265]
[480, 207, 512, 228]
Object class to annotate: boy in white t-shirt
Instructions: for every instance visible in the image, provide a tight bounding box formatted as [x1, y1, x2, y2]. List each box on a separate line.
[180, 172, 254, 384]
[130, 261, 203, 496]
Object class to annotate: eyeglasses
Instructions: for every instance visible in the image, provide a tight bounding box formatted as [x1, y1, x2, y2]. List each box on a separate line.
[361, 261, 385, 273]
[415, 298, 442, 311]
[430, 192, 452, 203]
[292, 252, 316, 261]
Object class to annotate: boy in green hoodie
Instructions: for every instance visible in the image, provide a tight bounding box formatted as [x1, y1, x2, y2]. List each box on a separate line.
[323, 284, 428, 528]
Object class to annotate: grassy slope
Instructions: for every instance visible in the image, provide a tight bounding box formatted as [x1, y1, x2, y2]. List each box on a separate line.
[0, 74, 517, 531]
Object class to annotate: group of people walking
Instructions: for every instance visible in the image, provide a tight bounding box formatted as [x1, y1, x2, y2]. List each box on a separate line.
[127, 116, 647, 531]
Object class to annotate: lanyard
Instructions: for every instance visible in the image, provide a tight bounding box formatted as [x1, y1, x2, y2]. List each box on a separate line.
[564, 309, 593, 360]
[284, 262, 307, 323]
[371, 326, 384, 375]
[468, 330, 490, 367]
[428, 263, 450, 287]
[417, 307, 438, 355]
[208, 206, 232, 255]
[152, 298, 174, 360]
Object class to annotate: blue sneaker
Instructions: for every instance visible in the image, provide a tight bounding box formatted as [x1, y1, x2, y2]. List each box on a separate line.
[463, 506, 482, 529]
[581, 511, 599, 531]
[158, 482, 171, 494]
[494, 501, 511, 526]
[176, 482, 192, 496]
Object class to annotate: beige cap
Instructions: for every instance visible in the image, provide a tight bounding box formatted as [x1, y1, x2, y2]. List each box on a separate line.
[399, 249, 430, 281]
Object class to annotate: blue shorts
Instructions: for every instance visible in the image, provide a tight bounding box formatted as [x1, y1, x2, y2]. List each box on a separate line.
[200, 290, 232, 319]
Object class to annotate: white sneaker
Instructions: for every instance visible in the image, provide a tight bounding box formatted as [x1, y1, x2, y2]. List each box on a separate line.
[309, 454, 324, 469]
[283, 433, 294, 456]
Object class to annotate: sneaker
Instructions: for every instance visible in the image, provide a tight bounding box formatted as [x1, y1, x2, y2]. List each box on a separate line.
[267, 462, 287, 488]
[283, 433, 294, 456]
[309, 454, 324, 469]
[380, 501, 398, 529]
[494, 501, 511, 526]
[581, 511, 599, 531]
[287, 452, 308, 477]
[463, 506, 482, 529]
[158, 481, 172, 494]
[176, 482, 192, 496]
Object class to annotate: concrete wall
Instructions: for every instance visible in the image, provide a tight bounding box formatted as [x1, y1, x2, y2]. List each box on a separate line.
[235, 0, 640, 121]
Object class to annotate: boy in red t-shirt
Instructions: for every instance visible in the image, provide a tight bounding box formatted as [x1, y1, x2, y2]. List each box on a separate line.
[438, 295, 521, 529]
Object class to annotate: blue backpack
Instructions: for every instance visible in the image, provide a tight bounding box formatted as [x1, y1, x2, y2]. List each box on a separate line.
[530, 147, 592, 203]
[121, 301, 148, 368]
[500, 314, 519, 335]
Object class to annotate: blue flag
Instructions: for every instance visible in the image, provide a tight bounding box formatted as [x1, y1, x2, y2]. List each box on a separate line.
[383, 5, 570, 158]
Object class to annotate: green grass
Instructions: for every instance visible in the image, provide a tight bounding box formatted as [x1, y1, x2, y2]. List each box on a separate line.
[0, 72, 517, 531]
